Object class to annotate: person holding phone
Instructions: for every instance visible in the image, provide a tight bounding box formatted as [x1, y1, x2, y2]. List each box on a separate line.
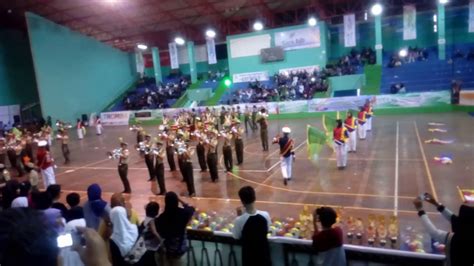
[414, 193, 474, 266]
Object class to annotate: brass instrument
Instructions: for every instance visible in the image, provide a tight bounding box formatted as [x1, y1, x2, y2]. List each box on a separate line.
[107, 148, 122, 159]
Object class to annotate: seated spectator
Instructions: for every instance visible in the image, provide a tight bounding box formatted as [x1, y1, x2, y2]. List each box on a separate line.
[156, 192, 195, 265]
[467, 48, 474, 61]
[0, 208, 59, 266]
[10, 181, 31, 208]
[451, 80, 462, 105]
[109, 206, 139, 266]
[390, 83, 406, 94]
[312, 207, 346, 266]
[83, 183, 110, 230]
[232, 186, 272, 266]
[65, 192, 83, 222]
[414, 193, 474, 266]
[454, 49, 464, 59]
[47, 184, 67, 218]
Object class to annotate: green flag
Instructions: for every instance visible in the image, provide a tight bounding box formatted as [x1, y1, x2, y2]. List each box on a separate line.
[322, 113, 339, 149]
[306, 125, 328, 161]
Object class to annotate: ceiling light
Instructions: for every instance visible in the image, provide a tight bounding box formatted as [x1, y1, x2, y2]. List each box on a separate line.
[206, 29, 216, 38]
[253, 21, 264, 31]
[175, 37, 185, 45]
[371, 3, 383, 16]
[308, 17, 317, 27]
[137, 44, 148, 50]
[439, 0, 448, 4]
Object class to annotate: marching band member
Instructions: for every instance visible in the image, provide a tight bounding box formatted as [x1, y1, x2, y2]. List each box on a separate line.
[364, 99, 374, 131]
[56, 129, 70, 164]
[219, 107, 226, 129]
[43, 124, 53, 146]
[182, 145, 196, 197]
[6, 134, 23, 177]
[357, 107, 367, 140]
[232, 125, 245, 165]
[344, 112, 357, 153]
[257, 108, 269, 152]
[166, 134, 177, 172]
[76, 119, 84, 140]
[176, 131, 187, 183]
[195, 133, 207, 172]
[222, 131, 233, 173]
[273, 127, 294, 186]
[95, 115, 103, 135]
[136, 126, 145, 147]
[223, 111, 232, 129]
[244, 106, 252, 133]
[117, 141, 131, 193]
[36, 140, 56, 188]
[206, 131, 219, 182]
[154, 139, 167, 195]
[143, 134, 155, 181]
[251, 105, 258, 132]
[23, 132, 34, 163]
[333, 119, 349, 170]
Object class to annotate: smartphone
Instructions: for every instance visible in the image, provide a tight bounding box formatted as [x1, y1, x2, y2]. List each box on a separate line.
[57, 233, 73, 248]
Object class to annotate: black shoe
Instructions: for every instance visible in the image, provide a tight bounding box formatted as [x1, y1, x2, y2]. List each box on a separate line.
[123, 190, 131, 194]
[156, 191, 166, 196]
[288, 177, 292, 181]
[147, 178, 154, 182]
[283, 179, 288, 186]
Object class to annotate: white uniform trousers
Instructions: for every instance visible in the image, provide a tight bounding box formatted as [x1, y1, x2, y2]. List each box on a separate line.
[96, 124, 103, 135]
[280, 155, 293, 180]
[358, 123, 367, 140]
[348, 130, 357, 152]
[366, 116, 372, 131]
[41, 166, 56, 188]
[334, 143, 347, 167]
[77, 128, 84, 139]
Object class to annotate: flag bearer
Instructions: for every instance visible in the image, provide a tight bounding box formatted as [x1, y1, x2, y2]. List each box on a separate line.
[344, 112, 357, 153]
[333, 120, 349, 170]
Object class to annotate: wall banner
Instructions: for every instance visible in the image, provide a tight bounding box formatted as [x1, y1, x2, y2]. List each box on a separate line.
[100, 111, 131, 126]
[233, 71, 269, 83]
[274, 27, 321, 51]
[168, 42, 179, 69]
[279, 65, 319, 75]
[469, 0, 474, 33]
[206, 38, 217, 64]
[403, 5, 417, 40]
[343, 14, 356, 47]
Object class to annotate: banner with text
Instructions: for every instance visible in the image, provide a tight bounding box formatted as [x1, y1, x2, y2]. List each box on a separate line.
[168, 42, 179, 69]
[135, 51, 144, 76]
[470, 0, 474, 33]
[344, 14, 356, 47]
[233, 71, 269, 83]
[279, 65, 319, 75]
[274, 27, 321, 51]
[100, 111, 131, 126]
[403, 5, 417, 40]
[206, 38, 217, 64]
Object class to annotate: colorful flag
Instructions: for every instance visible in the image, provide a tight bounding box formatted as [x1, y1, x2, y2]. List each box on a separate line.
[306, 125, 327, 161]
[459, 188, 474, 203]
[322, 113, 339, 149]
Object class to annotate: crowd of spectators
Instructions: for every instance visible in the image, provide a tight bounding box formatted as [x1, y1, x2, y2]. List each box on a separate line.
[122, 77, 190, 110]
[388, 46, 429, 68]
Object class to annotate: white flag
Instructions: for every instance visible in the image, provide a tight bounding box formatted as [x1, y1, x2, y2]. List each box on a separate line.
[344, 14, 356, 47]
[469, 0, 474, 33]
[206, 38, 217, 64]
[168, 42, 179, 69]
[403, 5, 417, 40]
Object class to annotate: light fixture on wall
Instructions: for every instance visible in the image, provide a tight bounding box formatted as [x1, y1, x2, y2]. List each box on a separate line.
[175, 37, 185, 45]
[253, 21, 264, 31]
[364, 11, 368, 21]
[308, 17, 317, 27]
[206, 29, 216, 38]
[371, 3, 383, 16]
[137, 44, 148, 50]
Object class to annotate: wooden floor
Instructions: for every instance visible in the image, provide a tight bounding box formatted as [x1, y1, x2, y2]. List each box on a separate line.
[19, 112, 473, 236]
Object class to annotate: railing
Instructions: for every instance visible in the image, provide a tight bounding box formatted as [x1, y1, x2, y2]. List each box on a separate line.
[184, 230, 445, 266]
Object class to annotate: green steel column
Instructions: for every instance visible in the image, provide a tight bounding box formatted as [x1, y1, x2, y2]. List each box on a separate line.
[151, 47, 162, 85]
[187, 41, 197, 83]
[437, 3, 446, 60]
[375, 15, 383, 65]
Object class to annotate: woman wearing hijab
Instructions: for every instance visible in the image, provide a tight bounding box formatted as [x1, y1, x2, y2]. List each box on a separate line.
[109, 206, 138, 266]
[156, 192, 195, 265]
[83, 184, 110, 230]
[414, 193, 474, 266]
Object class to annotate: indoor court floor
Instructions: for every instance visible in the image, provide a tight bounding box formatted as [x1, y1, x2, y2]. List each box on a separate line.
[44, 112, 473, 236]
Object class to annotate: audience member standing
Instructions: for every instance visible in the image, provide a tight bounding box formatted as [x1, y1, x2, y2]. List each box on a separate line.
[109, 206, 139, 266]
[312, 207, 346, 266]
[83, 184, 110, 230]
[232, 186, 272, 266]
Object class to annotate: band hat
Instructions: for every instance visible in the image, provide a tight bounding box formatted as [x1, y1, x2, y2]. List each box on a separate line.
[38, 140, 48, 147]
[282, 127, 291, 133]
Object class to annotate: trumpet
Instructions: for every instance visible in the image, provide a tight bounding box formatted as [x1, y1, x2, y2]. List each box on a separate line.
[129, 125, 141, 131]
[107, 148, 122, 159]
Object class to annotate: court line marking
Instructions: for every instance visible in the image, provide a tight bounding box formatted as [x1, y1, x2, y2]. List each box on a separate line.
[56, 166, 267, 173]
[414, 121, 439, 200]
[61, 189, 437, 215]
[227, 172, 413, 199]
[394, 121, 400, 216]
[55, 158, 111, 177]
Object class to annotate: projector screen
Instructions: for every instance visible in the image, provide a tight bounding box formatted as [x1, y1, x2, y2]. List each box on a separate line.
[260, 47, 285, 63]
